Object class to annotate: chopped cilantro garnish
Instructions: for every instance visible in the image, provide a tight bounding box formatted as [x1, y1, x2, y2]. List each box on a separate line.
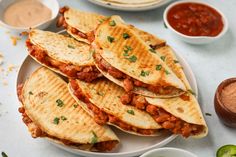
[124, 45, 132, 53]
[73, 104, 78, 108]
[140, 70, 150, 77]
[205, 113, 212, 116]
[1, 152, 8, 157]
[107, 36, 115, 43]
[156, 64, 162, 71]
[123, 33, 130, 39]
[125, 55, 137, 63]
[174, 60, 179, 63]
[91, 131, 98, 144]
[61, 116, 67, 121]
[187, 89, 196, 96]
[29, 91, 33, 95]
[109, 20, 116, 26]
[149, 48, 156, 53]
[165, 70, 170, 75]
[127, 110, 135, 115]
[56, 99, 64, 107]
[68, 44, 75, 49]
[160, 56, 166, 61]
[53, 117, 60, 125]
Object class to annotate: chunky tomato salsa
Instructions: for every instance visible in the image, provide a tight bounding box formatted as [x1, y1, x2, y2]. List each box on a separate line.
[167, 2, 224, 37]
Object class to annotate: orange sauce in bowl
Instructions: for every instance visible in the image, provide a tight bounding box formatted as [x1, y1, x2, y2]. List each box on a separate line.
[167, 2, 224, 37]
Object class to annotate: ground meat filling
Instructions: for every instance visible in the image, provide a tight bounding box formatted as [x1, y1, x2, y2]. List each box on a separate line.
[17, 84, 117, 151]
[26, 39, 100, 82]
[57, 6, 95, 43]
[70, 79, 157, 135]
[93, 52, 182, 95]
[120, 93, 204, 138]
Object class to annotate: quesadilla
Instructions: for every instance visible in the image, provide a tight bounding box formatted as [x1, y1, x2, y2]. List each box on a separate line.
[17, 67, 119, 151]
[68, 79, 163, 136]
[119, 45, 208, 138]
[57, 6, 166, 48]
[26, 29, 101, 82]
[92, 16, 186, 98]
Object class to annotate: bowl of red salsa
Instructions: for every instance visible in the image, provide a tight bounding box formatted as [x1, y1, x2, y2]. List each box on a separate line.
[163, 0, 228, 44]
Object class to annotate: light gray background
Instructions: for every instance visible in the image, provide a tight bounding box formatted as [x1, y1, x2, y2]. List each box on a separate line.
[0, 0, 235, 156]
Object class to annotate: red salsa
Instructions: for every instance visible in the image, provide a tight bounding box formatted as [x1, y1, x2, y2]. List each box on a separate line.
[167, 2, 224, 37]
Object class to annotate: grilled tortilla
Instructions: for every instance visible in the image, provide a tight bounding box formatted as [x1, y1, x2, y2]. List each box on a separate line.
[68, 79, 164, 136]
[26, 29, 101, 82]
[92, 16, 186, 98]
[17, 67, 119, 152]
[57, 6, 166, 47]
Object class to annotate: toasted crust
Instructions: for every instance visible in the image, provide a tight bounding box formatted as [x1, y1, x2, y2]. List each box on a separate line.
[21, 67, 119, 145]
[68, 79, 162, 131]
[29, 29, 94, 66]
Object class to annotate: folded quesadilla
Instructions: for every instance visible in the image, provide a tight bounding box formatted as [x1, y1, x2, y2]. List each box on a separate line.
[119, 45, 208, 138]
[68, 79, 163, 136]
[26, 29, 101, 82]
[17, 67, 119, 151]
[57, 6, 166, 48]
[92, 16, 186, 98]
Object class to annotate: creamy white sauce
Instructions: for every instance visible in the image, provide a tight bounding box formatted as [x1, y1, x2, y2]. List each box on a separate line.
[3, 0, 52, 27]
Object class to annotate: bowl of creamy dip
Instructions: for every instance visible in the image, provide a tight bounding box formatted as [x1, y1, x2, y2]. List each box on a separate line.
[0, 0, 59, 32]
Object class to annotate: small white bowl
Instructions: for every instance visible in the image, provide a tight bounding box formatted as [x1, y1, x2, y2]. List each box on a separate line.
[140, 147, 198, 157]
[0, 0, 59, 32]
[163, 0, 228, 44]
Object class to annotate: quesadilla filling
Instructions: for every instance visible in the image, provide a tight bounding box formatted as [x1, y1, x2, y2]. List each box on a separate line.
[93, 52, 183, 96]
[120, 93, 204, 138]
[26, 39, 101, 82]
[57, 7, 95, 43]
[70, 79, 157, 135]
[17, 84, 118, 152]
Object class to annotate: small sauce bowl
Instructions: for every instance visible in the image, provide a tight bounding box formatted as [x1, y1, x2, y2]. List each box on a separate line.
[140, 147, 198, 157]
[163, 0, 228, 44]
[0, 0, 59, 32]
[214, 78, 236, 128]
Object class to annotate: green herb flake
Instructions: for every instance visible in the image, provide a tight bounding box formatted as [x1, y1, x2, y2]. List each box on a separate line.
[53, 117, 60, 125]
[109, 20, 116, 26]
[91, 131, 98, 144]
[124, 45, 132, 53]
[56, 99, 64, 107]
[164, 70, 170, 75]
[205, 113, 212, 116]
[68, 44, 75, 49]
[140, 70, 150, 77]
[97, 91, 105, 96]
[73, 104, 78, 108]
[61, 116, 67, 121]
[149, 48, 156, 53]
[156, 64, 162, 71]
[187, 89, 196, 96]
[107, 36, 115, 43]
[125, 55, 137, 63]
[29, 91, 33, 95]
[1, 152, 8, 157]
[127, 110, 135, 115]
[123, 33, 130, 39]
[174, 60, 179, 63]
[160, 56, 166, 61]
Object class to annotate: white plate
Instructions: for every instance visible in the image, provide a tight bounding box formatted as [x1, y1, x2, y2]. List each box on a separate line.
[16, 47, 198, 157]
[87, 0, 172, 11]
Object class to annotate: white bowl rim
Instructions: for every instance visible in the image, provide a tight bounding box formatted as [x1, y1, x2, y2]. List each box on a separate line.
[140, 147, 198, 157]
[163, 0, 229, 40]
[0, 0, 59, 30]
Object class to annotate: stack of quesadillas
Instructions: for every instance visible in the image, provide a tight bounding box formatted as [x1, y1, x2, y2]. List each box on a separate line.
[18, 6, 208, 153]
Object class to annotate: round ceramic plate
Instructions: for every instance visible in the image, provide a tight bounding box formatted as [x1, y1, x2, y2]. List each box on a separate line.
[16, 44, 198, 157]
[87, 0, 172, 11]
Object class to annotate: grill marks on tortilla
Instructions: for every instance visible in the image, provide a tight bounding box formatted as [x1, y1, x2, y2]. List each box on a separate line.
[22, 67, 117, 144]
